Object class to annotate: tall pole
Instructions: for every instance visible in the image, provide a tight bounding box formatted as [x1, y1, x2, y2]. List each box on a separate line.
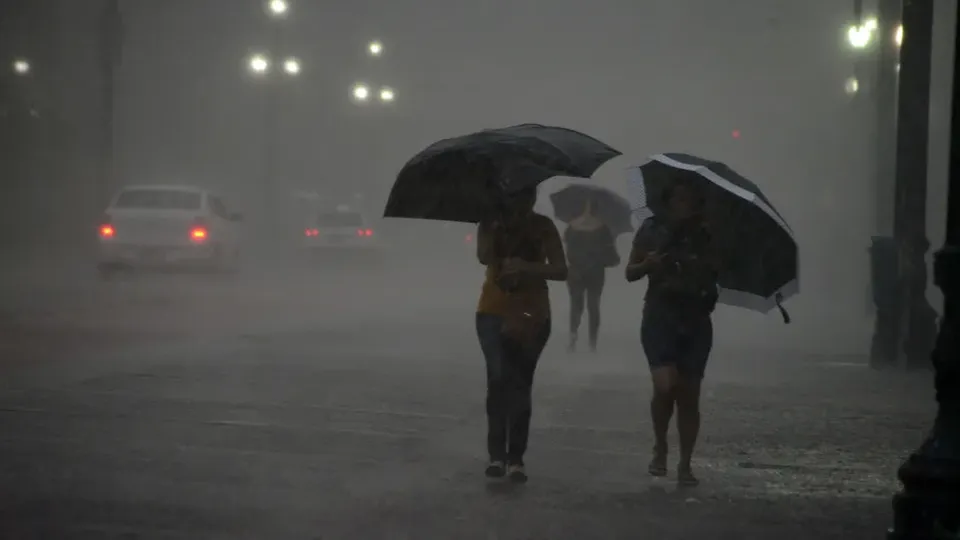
[893, 0, 937, 371]
[99, 0, 121, 206]
[870, 0, 905, 370]
[876, 0, 901, 235]
[261, 25, 281, 251]
[887, 3, 960, 536]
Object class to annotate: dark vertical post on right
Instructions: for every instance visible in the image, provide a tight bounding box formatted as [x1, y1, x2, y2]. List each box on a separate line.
[892, 0, 937, 370]
[887, 1, 960, 536]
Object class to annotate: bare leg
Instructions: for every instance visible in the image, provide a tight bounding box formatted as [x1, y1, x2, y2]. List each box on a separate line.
[648, 366, 678, 475]
[567, 279, 585, 351]
[675, 377, 702, 485]
[585, 284, 602, 351]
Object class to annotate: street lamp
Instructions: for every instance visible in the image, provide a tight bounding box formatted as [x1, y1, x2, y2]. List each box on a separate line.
[267, 0, 288, 17]
[352, 84, 370, 102]
[895, 23, 903, 47]
[379, 87, 395, 102]
[248, 54, 270, 75]
[847, 22, 875, 49]
[11, 58, 30, 75]
[283, 57, 300, 76]
[367, 41, 383, 57]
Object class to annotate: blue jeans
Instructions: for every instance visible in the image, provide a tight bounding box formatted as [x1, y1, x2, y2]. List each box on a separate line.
[476, 312, 551, 464]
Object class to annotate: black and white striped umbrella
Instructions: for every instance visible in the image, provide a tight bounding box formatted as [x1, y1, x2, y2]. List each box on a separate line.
[626, 153, 798, 319]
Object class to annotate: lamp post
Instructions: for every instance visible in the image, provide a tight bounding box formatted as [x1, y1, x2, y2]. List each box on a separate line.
[887, 4, 960, 537]
[247, 0, 301, 249]
[891, 0, 936, 371]
[246, 50, 299, 248]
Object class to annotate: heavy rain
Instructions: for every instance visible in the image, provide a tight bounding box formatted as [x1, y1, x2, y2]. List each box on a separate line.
[1, 1, 958, 538]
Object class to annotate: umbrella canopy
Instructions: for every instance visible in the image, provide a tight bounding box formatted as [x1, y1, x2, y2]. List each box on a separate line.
[626, 153, 798, 319]
[549, 184, 633, 236]
[383, 123, 621, 223]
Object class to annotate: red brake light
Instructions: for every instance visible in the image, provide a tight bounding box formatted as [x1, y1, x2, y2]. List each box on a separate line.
[465, 233, 474, 243]
[99, 225, 115, 238]
[364, 229, 373, 237]
[305, 228, 319, 237]
[190, 227, 208, 241]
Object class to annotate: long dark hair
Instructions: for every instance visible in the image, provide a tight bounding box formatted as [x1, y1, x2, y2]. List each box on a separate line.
[494, 186, 540, 260]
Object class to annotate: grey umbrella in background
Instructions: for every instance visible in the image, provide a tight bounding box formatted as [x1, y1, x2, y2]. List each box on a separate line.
[384, 123, 621, 223]
[549, 184, 633, 236]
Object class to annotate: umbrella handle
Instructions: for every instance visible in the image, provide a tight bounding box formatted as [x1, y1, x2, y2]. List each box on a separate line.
[775, 292, 791, 324]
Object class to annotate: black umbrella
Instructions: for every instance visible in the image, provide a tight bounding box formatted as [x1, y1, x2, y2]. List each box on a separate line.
[627, 153, 798, 322]
[549, 184, 634, 236]
[383, 123, 621, 223]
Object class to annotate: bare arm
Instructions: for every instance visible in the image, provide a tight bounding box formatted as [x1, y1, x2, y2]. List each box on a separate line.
[601, 226, 621, 268]
[625, 221, 657, 282]
[476, 221, 497, 266]
[509, 219, 568, 281]
[625, 241, 650, 283]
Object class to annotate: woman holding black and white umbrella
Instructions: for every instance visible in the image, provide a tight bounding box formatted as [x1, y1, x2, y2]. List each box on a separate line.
[625, 152, 798, 486]
[627, 182, 718, 487]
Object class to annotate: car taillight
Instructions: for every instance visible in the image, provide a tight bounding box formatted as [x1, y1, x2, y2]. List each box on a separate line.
[305, 228, 319, 237]
[99, 225, 115, 238]
[465, 233, 474, 243]
[357, 228, 373, 237]
[190, 227, 208, 241]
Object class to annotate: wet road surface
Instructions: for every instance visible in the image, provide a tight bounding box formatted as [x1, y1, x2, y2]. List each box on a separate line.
[0, 258, 930, 539]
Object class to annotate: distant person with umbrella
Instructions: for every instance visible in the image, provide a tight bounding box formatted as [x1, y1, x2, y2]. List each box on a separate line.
[550, 185, 631, 352]
[625, 153, 798, 487]
[383, 123, 621, 482]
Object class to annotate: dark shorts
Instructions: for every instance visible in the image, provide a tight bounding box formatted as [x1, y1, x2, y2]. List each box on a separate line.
[640, 307, 713, 379]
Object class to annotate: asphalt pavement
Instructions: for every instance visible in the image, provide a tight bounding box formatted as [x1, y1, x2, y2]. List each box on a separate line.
[0, 256, 933, 539]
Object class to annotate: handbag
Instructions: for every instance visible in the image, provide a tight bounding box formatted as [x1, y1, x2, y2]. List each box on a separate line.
[494, 223, 550, 344]
[500, 291, 550, 344]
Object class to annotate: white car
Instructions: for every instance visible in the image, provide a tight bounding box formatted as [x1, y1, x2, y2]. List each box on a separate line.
[97, 185, 242, 275]
[302, 206, 381, 254]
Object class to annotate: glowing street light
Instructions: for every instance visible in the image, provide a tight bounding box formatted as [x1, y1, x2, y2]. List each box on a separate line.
[379, 87, 395, 102]
[895, 24, 903, 47]
[248, 54, 270, 75]
[352, 84, 370, 102]
[847, 23, 874, 49]
[844, 76, 860, 96]
[283, 57, 301, 76]
[367, 41, 383, 57]
[12, 58, 30, 75]
[267, 0, 289, 17]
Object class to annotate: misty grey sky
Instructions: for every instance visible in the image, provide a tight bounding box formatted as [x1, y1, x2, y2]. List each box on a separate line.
[114, 0, 851, 194]
[109, 0, 957, 329]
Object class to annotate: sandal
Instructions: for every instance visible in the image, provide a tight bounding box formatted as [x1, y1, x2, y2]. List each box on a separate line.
[677, 467, 700, 487]
[648, 448, 668, 477]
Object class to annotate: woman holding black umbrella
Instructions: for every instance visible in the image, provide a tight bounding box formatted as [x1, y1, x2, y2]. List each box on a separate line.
[475, 187, 568, 483]
[383, 123, 621, 482]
